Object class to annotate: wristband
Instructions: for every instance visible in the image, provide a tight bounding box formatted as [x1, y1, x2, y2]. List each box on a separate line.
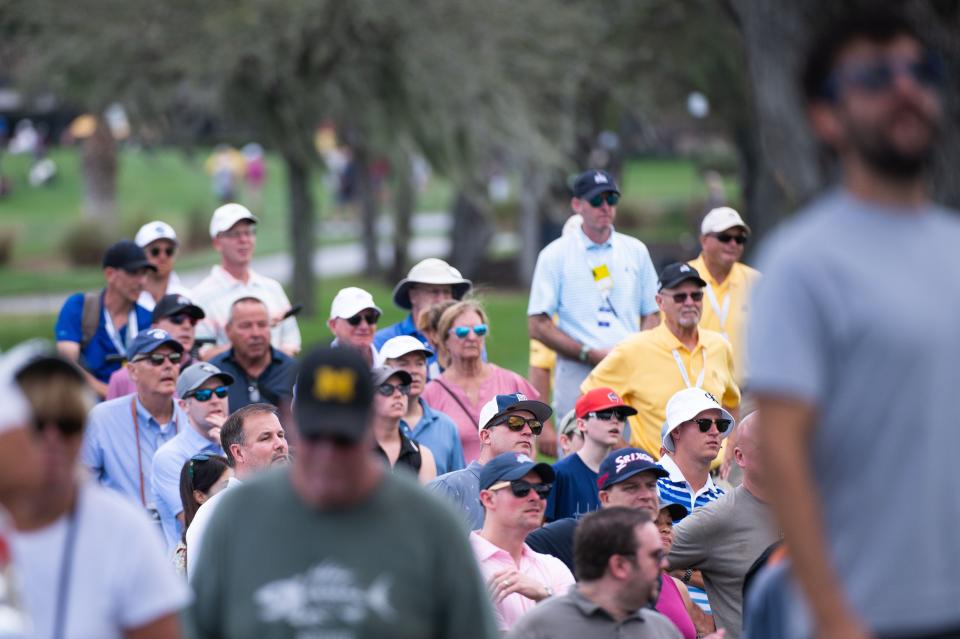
[681, 568, 693, 583]
[578, 344, 590, 362]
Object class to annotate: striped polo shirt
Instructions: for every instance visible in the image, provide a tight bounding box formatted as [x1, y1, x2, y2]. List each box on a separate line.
[657, 454, 724, 615]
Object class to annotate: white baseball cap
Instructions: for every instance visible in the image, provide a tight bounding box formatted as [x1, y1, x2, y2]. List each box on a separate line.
[701, 207, 751, 235]
[392, 258, 472, 310]
[209, 203, 259, 238]
[329, 287, 382, 320]
[477, 393, 552, 432]
[379, 335, 433, 360]
[135, 220, 178, 247]
[661, 387, 736, 453]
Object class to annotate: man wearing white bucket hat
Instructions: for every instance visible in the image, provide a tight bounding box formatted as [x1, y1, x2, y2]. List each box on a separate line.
[374, 258, 472, 374]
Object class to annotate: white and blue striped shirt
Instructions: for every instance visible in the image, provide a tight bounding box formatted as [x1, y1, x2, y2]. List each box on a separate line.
[657, 454, 724, 615]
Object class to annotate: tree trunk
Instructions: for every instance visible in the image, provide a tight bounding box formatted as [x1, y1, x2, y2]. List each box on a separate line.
[352, 144, 381, 278]
[448, 186, 493, 280]
[390, 151, 415, 283]
[518, 165, 547, 286]
[284, 152, 316, 316]
[80, 115, 118, 223]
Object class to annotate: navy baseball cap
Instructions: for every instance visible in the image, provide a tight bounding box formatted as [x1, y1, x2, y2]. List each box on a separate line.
[597, 448, 668, 490]
[479, 452, 556, 490]
[572, 170, 620, 201]
[102, 240, 156, 273]
[478, 393, 553, 431]
[126, 328, 184, 360]
[657, 262, 707, 291]
[152, 294, 205, 324]
[658, 499, 688, 523]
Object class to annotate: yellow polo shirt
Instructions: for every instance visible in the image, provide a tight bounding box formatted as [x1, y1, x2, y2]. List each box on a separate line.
[686, 255, 760, 382]
[580, 323, 740, 458]
[529, 339, 557, 371]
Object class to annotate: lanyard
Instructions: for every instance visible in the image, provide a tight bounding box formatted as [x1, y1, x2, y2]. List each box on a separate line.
[103, 307, 138, 355]
[672, 348, 707, 388]
[577, 233, 624, 324]
[703, 283, 731, 338]
[129, 398, 178, 507]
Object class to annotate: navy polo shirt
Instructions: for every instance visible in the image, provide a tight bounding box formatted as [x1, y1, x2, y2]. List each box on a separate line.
[210, 347, 296, 411]
[55, 291, 153, 383]
[544, 453, 600, 522]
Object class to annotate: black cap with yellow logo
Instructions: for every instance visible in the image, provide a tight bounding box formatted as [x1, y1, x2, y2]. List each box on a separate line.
[294, 345, 373, 442]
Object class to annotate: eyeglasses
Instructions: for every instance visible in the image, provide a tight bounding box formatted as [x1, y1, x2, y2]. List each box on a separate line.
[34, 417, 84, 436]
[149, 246, 176, 258]
[692, 417, 732, 434]
[166, 313, 198, 326]
[587, 410, 627, 423]
[376, 382, 411, 397]
[451, 324, 488, 339]
[588, 192, 620, 208]
[829, 52, 945, 97]
[346, 311, 381, 327]
[188, 453, 211, 479]
[219, 227, 257, 239]
[187, 386, 229, 402]
[490, 414, 543, 436]
[488, 479, 552, 499]
[668, 291, 704, 303]
[133, 351, 183, 366]
[712, 233, 747, 245]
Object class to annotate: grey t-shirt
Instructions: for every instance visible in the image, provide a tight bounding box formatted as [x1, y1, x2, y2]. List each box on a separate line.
[504, 586, 682, 639]
[187, 468, 497, 639]
[426, 460, 484, 531]
[748, 189, 960, 634]
[668, 485, 778, 639]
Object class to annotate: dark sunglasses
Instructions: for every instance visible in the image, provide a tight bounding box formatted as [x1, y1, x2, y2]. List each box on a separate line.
[668, 291, 704, 303]
[376, 382, 411, 397]
[133, 351, 183, 366]
[166, 313, 198, 327]
[587, 410, 627, 423]
[490, 414, 543, 436]
[452, 324, 488, 339]
[34, 417, 84, 436]
[692, 417, 732, 434]
[588, 192, 620, 207]
[491, 479, 552, 499]
[346, 311, 380, 327]
[188, 453, 210, 479]
[149, 246, 176, 258]
[713, 233, 747, 245]
[829, 52, 945, 97]
[187, 386, 229, 402]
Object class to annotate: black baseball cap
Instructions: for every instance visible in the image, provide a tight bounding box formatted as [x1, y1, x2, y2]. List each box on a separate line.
[658, 262, 707, 291]
[572, 170, 620, 201]
[152, 294, 206, 324]
[102, 240, 156, 273]
[294, 345, 373, 443]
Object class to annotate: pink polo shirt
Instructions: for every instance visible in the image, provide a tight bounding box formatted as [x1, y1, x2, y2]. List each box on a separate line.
[469, 531, 575, 632]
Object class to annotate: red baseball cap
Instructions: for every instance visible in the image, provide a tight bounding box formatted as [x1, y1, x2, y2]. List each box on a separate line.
[575, 387, 638, 419]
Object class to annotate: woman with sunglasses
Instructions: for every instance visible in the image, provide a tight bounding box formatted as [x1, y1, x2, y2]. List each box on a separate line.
[4, 344, 189, 638]
[173, 454, 231, 576]
[422, 301, 539, 464]
[371, 366, 436, 483]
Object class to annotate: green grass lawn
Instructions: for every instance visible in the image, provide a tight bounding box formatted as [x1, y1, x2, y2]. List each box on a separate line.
[0, 276, 532, 376]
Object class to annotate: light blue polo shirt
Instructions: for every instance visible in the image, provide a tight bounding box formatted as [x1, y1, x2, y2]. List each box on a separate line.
[528, 226, 659, 350]
[151, 424, 224, 551]
[81, 393, 187, 511]
[400, 398, 466, 475]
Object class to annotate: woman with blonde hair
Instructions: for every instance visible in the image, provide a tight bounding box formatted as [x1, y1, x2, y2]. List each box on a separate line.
[421, 300, 539, 463]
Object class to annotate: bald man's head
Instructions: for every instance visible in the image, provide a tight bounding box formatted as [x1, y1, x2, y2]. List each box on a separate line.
[734, 412, 763, 486]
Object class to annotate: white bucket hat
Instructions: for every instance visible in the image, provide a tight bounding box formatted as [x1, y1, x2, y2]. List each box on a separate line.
[392, 258, 472, 310]
[661, 387, 736, 453]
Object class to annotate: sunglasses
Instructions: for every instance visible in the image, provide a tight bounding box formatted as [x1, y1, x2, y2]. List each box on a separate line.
[667, 291, 704, 303]
[133, 351, 183, 366]
[451, 324, 488, 339]
[376, 382, 411, 397]
[713, 233, 747, 245]
[692, 417, 732, 434]
[829, 52, 945, 97]
[586, 410, 627, 423]
[188, 453, 210, 479]
[490, 414, 543, 436]
[489, 479, 552, 499]
[149, 246, 176, 258]
[187, 386, 229, 402]
[588, 192, 620, 207]
[34, 417, 84, 436]
[346, 311, 381, 327]
[166, 313, 198, 327]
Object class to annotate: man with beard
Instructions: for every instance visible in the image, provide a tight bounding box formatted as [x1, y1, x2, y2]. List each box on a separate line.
[749, 11, 960, 639]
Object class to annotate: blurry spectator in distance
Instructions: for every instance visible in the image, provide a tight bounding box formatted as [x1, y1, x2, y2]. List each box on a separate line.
[135, 220, 191, 311]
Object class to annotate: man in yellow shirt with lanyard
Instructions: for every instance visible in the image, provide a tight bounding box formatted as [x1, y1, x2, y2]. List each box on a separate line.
[581, 263, 740, 458]
[686, 207, 760, 384]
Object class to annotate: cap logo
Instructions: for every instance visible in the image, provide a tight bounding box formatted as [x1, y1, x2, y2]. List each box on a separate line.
[680, 264, 691, 272]
[177, 295, 190, 305]
[515, 393, 527, 401]
[312, 366, 356, 403]
[703, 390, 718, 403]
[148, 328, 168, 339]
[155, 224, 165, 233]
[615, 451, 654, 474]
[593, 172, 608, 184]
[607, 391, 619, 402]
[515, 453, 533, 464]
